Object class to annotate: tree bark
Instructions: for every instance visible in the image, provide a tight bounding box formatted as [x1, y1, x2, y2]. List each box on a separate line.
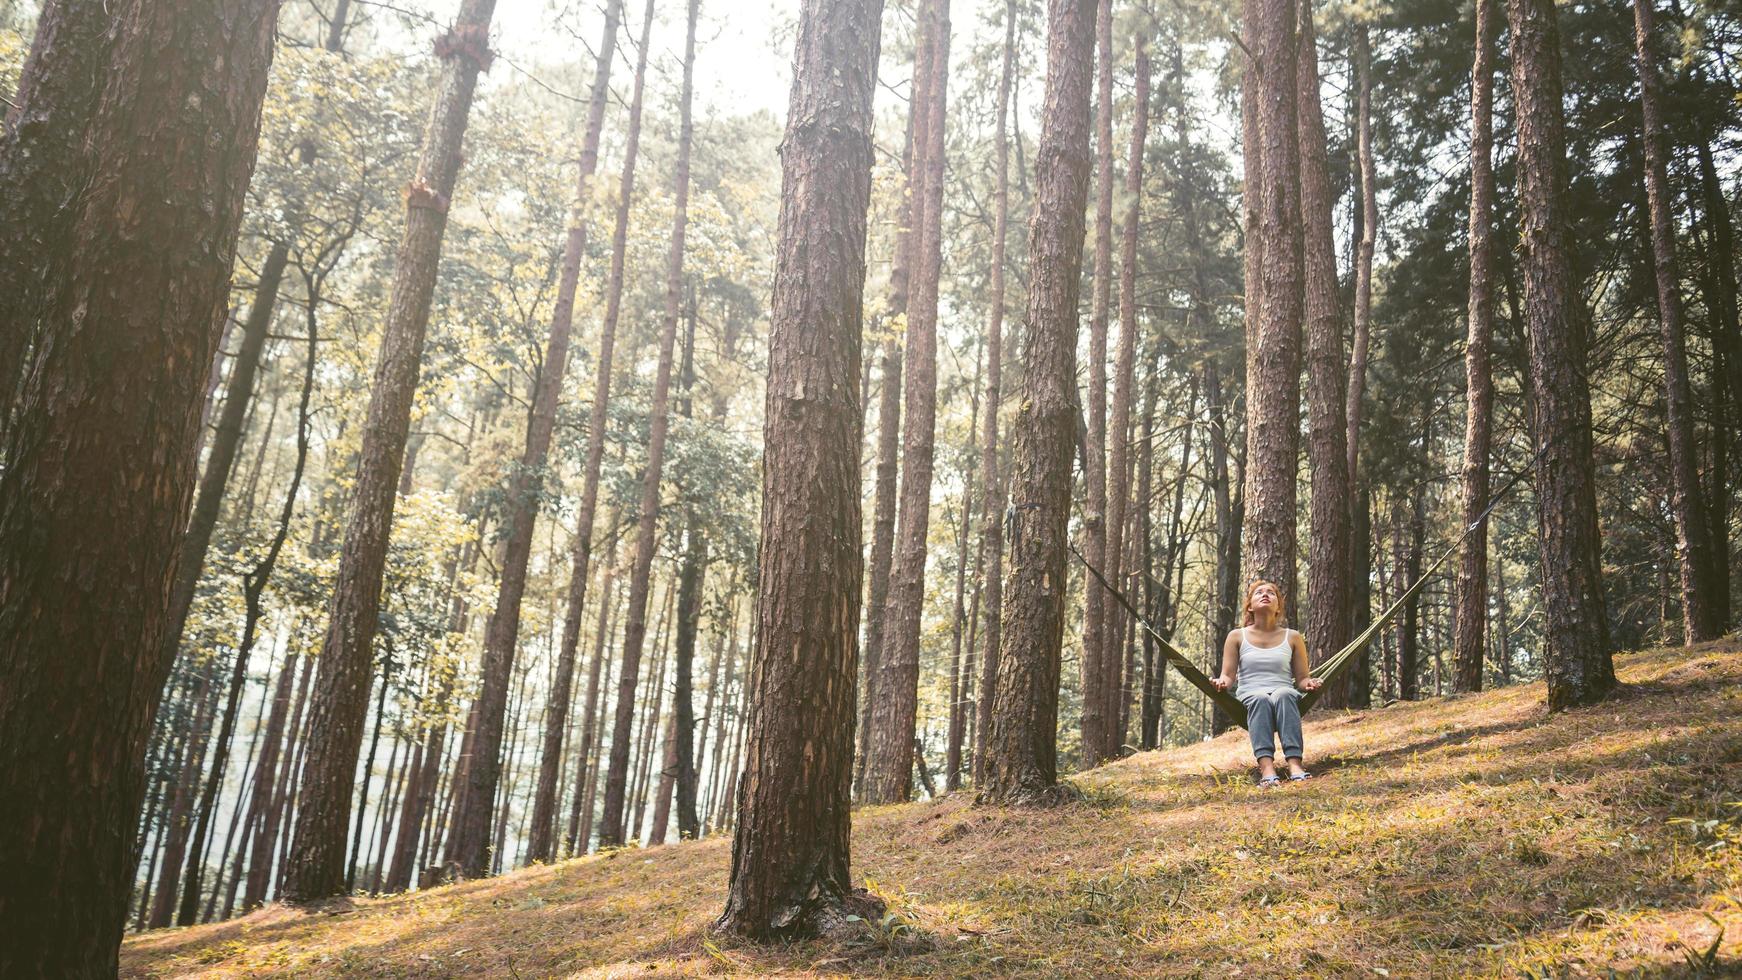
[285, 0, 500, 901]
[945, 362, 981, 791]
[1455, 0, 1497, 693]
[973, 0, 1016, 789]
[1103, 19, 1149, 752]
[980, 0, 1097, 806]
[519, 0, 622, 867]
[0, 0, 120, 430]
[598, 0, 699, 847]
[1345, 22, 1378, 708]
[1295, 0, 1350, 704]
[1632, 0, 1723, 643]
[0, 0, 280, 968]
[564, 542, 618, 855]
[1505, 0, 1614, 710]
[715, 0, 883, 938]
[865, 0, 951, 805]
[1242, 0, 1304, 606]
[1080, 0, 1114, 765]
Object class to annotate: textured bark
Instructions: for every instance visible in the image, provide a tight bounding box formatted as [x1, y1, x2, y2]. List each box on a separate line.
[973, 0, 1016, 789]
[1242, 0, 1304, 605]
[598, 0, 699, 847]
[0, 0, 117, 428]
[1296, 0, 1351, 705]
[672, 306, 709, 840]
[1080, 0, 1114, 765]
[716, 0, 883, 938]
[1505, 0, 1615, 710]
[865, 0, 951, 805]
[980, 0, 1097, 806]
[1104, 22, 1150, 751]
[0, 0, 280, 968]
[1454, 0, 1497, 694]
[520, 0, 622, 867]
[1633, 0, 1723, 643]
[285, 0, 499, 901]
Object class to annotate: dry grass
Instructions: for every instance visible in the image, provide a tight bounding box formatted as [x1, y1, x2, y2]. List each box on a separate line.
[123, 640, 1742, 978]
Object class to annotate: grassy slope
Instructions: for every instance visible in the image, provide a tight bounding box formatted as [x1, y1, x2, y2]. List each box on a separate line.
[123, 641, 1742, 978]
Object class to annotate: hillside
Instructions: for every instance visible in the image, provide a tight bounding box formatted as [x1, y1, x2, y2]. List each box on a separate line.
[122, 641, 1742, 978]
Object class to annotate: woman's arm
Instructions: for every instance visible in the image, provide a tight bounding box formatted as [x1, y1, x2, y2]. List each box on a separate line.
[1292, 630, 1322, 691]
[1212, 631, 1240, 690]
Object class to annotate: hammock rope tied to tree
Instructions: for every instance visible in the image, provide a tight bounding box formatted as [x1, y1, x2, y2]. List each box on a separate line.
[1072, 440, 1551, 730]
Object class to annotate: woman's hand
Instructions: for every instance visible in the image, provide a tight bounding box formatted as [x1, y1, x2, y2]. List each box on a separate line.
[1212, 674, 1234, 691]
[1299, 676, 1323, 692]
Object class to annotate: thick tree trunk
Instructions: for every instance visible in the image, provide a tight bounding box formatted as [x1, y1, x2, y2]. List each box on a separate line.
[1632, 0, 1723, 643]
[1103, 21, 1149, 752]
[0, 0, 119, 427]
[285, 0, 500, 901]
[1242, 0, 1304, 606]
[973, 0, 1016, 789]
[866, 0, 951, 805]
[1455, 0, 1497, 693]
[1505, 0, 1614, 710]
[1296, 0, 1351, 704]
[980, 0, 1097, 806]
[598, 0, 699, 847]
[715, 0, 883, 938]
[1080, 0, 1114, 765]
[519, 0, 622, 867]
[0, 0, 279, 969]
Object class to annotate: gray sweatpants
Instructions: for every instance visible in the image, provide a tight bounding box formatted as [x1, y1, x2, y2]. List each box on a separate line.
[1241, 689, 1303, 761]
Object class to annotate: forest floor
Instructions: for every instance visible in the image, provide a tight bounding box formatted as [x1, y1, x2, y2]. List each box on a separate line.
[122, 639, 1742, 978]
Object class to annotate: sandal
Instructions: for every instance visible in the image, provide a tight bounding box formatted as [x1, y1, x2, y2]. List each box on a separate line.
[1258, 775, 1282, 789]
[1288, 771, 1313, 782]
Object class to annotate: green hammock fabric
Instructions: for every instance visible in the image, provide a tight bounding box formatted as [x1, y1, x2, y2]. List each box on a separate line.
[1075, 443, 1543, 731]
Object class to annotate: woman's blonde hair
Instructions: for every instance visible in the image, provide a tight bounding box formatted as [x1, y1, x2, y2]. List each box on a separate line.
[1241, 578, 1287, 627]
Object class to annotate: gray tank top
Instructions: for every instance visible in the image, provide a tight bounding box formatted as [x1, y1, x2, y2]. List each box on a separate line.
[1236, 627, 1296, 699]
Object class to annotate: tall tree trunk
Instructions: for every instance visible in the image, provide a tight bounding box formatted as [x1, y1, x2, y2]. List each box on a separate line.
[1345, 22, 1378, 707]
[1399, 486, 1425, 701]
[981, 0, 1097, 806]
[671, 307, 710, 841]
[598, 0, 699, 847]
[1693, 139, 1735, 628]
[715, 0, 883, 938]
[1103, 17, 1149, 753]
[519, 0, 622, 867]
[285, 0, 500, 901]
[1455, 0, 1498, 693]
[1632, 0, 1723, 643]
[157, 6, 351, 683]
[1080, 0, 1115, 765]
[1505, 0, 1614, 710]
[1296, 0, 1350, 703]
[973, 0, 1017, 789]
[0, 0, 280, 968]
[865, 0, 951, 805]
[564, 542, 618, 855]
[575, 575, 624, 852]
[1242, 0, 1304, 605]
[235, 650, 296, 911]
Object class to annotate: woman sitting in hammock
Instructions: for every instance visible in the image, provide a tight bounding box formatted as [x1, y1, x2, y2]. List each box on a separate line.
[1212, 580, 1321, 788]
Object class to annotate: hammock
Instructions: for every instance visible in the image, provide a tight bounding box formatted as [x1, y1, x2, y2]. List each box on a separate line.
[1072, 442, 1546, 729]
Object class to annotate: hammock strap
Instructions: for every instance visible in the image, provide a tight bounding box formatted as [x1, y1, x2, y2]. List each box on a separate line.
[1070, 541, 1251, 725]
[1072, 438, 1549, 727]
